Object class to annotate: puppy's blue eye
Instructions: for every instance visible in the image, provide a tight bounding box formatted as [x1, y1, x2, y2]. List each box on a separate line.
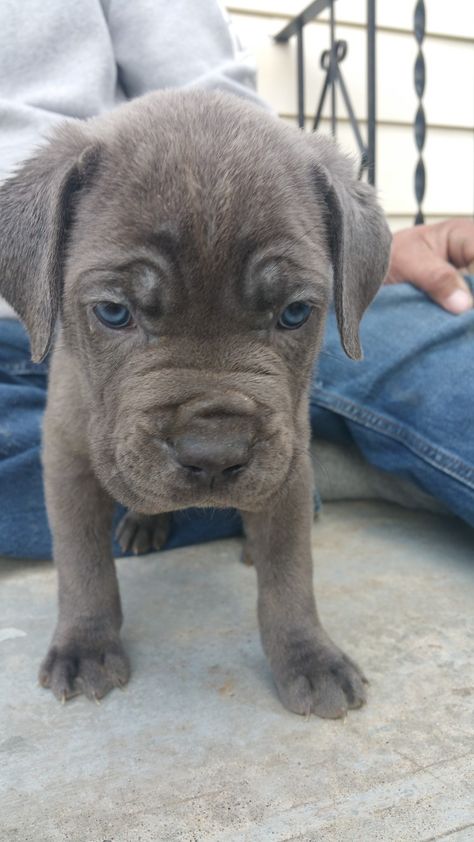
[94, 302, 132, 329]
[278, 301, 312, 330]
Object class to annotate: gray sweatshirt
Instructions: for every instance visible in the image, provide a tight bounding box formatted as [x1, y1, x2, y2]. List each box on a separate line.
[0, 0, 260, 318]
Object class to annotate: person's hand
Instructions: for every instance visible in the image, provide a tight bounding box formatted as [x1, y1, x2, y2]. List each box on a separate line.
[384, 219, 474, 314]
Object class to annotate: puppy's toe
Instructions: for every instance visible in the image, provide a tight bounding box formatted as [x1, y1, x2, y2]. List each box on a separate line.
[310, 658, 366, 718]
[39, 647, 80, 702]
[152, 518, 171, 551]
[116, 511, 170, 554]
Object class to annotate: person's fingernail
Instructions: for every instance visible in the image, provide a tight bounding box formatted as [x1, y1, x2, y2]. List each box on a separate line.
[443, 288, 473, 313]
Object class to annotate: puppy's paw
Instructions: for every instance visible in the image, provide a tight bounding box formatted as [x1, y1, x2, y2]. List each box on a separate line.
[116, 511, 171, 554]
[39, 636, 130, 703]
[274, 638, 367, 719]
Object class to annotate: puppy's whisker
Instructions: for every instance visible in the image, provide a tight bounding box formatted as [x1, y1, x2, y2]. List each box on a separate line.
[317, 349, 345, 362]
[310, 452, 332, 482]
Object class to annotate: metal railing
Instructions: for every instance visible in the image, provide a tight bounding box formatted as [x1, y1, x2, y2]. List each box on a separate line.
[275, 0, 377, 186]
[413, 0, 426, 224]
[275, 0, 429, 224]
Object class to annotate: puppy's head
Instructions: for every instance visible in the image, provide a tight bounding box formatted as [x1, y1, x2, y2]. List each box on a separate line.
[0, 91, 391, 512]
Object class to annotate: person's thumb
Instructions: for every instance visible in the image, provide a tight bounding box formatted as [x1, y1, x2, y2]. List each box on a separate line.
[415, 257, 473, 314]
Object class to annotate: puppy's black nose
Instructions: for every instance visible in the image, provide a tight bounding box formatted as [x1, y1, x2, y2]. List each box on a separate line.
[172, 434, 250, 482]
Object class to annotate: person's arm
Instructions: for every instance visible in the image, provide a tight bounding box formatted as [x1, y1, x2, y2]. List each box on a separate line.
[102, 0, 264, 107]
[385, 218, 474, 314]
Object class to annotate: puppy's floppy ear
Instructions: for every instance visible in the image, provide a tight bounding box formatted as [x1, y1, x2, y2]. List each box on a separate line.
[0, 124, 100, 362]
[310, 136, 392, 360]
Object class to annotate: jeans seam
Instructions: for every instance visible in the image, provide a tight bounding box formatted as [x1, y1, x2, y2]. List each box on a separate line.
[0, 362, 48, 376]
[311, 388, 474, 491]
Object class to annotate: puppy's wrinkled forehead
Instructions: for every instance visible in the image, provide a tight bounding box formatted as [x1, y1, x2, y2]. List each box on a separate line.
[0, 88, 390, 364]
[69, 93, 322, 290]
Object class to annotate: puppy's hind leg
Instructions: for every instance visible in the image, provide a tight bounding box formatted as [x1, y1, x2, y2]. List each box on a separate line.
[116, 511, 171, 555]
[240, 540, 254, 566]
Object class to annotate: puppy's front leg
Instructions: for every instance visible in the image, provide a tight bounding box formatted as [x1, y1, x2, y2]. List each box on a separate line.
[242, 454, 367, 719]
[39, 431, 130, 702]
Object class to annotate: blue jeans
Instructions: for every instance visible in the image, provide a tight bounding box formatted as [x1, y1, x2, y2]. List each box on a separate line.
[1, 278, 473, 559]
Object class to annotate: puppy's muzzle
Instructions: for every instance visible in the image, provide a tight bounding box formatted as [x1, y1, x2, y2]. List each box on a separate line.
[170, 394, 256, 489]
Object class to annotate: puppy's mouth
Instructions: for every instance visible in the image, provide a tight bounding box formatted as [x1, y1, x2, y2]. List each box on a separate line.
[94, 386, 294, 513]
[109, 427, 292, 513]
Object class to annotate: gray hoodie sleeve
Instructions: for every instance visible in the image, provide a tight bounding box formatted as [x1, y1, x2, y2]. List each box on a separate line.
[0, 0, 268, 317]
[103, 0, 264, 106]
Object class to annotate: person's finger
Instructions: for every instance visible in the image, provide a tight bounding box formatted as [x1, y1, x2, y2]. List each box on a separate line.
[408, 254, 473, 313]
[384, 222, 474, 313]
[444, 219, 474, 269]
[442, 281, 473, 314]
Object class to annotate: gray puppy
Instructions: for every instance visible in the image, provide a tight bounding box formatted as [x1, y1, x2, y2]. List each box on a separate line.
[0, 91, 391, 717]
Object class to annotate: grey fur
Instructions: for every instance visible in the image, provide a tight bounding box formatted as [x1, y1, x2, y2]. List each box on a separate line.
[0, 90, 391, 716]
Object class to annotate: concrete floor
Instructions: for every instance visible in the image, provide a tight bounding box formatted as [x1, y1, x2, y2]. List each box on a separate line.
[1, 501, 474, 842]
